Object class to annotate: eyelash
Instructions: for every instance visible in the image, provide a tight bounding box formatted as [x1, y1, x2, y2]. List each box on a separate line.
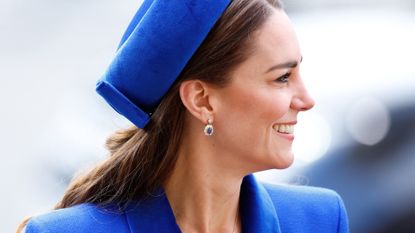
[275, 72, 291, 83]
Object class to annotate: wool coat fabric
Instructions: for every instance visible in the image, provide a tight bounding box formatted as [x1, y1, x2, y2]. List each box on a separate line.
[26, 174, 349, 233]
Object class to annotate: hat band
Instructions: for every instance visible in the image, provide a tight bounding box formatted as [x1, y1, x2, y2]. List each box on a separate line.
[96, 80, 150, 128]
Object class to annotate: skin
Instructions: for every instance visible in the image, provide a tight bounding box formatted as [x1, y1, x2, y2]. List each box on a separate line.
[164, 9, 315, 233]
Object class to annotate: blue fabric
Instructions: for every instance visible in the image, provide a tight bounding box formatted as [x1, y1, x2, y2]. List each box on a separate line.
[26, 174, 349, 233]
[96, 0, 232, 128]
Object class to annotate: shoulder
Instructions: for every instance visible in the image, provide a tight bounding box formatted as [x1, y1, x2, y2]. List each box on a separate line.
[262, 182, 349, 233]
[25, 203, 130, 233]
[262, 182, 342, 210]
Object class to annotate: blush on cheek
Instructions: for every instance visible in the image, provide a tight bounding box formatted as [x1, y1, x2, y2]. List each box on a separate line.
[256, 94, 291, 121]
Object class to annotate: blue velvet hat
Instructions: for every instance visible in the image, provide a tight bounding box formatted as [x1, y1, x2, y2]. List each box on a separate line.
[96, 0, 232, 128]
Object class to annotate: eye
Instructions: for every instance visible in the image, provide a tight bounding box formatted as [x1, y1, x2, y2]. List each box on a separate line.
[275, 72, 291, 83]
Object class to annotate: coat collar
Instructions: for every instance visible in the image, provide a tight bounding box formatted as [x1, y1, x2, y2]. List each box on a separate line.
[125, 174, 281, 233]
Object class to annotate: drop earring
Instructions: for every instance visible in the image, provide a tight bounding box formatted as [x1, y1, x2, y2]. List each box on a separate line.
[204, 119, 214, 136]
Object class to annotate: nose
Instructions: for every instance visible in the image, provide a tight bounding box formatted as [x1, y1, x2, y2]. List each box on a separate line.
[290, 81, 315, 111]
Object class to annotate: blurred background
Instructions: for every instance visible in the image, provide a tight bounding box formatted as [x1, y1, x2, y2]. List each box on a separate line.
[1, 0, 414, 232]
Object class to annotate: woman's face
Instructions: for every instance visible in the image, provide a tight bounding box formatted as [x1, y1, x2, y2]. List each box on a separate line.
[211, 9, 315, 172]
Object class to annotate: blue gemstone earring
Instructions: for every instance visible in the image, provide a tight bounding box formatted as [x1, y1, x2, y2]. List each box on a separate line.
[204, 119, 214, 136]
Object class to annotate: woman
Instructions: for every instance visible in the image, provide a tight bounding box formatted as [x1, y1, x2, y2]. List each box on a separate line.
[20, 0, 349, 232]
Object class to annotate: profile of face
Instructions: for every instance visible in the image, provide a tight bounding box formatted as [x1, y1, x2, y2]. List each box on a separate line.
[210, 9, 315, 172]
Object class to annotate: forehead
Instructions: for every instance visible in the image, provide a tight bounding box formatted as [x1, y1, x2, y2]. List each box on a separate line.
[252, 10, 301, 64]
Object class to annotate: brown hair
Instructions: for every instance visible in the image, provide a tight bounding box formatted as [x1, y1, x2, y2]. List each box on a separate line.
[17, 0, 282, 231]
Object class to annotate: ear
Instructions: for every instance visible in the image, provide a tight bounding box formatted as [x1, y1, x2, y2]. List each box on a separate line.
[179, 80, 214, 124]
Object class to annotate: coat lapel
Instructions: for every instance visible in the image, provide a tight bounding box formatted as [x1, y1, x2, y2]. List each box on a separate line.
[125, 174, 281, 233]
[125, 188, 182, 233]
[240, 174, 282, 233]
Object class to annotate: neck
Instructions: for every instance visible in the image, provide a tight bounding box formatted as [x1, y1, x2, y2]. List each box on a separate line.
[163, 132, 244, 233]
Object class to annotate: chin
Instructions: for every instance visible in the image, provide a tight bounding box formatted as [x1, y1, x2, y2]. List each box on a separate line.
[272, 152, 294, 169]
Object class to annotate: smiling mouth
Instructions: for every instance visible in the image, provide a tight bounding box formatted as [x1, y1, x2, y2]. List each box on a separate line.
[272, 124, 295, 134]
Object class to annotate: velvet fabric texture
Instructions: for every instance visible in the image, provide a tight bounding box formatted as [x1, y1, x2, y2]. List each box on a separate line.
[26, 174, 349, 233]
[96, 0, 232, 128]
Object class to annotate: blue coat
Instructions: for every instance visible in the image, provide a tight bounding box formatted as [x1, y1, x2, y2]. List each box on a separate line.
[25, 174, 349, 233]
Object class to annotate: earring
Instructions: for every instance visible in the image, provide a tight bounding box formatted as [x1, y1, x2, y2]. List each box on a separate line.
[204, 119, 214, 136]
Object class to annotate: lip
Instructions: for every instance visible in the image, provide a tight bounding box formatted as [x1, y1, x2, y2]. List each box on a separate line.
[275, 121, 297, 125]
[274, 131, 295, 141]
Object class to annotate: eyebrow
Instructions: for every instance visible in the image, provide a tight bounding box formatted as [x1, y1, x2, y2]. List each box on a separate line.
[264, 56, 303, 74]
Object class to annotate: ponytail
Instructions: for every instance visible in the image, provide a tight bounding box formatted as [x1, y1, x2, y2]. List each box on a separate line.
[55, 87, 186, 210]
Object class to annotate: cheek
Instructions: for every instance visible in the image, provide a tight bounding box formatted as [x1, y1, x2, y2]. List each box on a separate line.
[217, 87, 291, 133]
[254, 91, 291, 122]
[233, 88, 291, 126]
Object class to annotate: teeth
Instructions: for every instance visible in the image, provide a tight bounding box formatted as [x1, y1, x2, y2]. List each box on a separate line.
[273, 124, 294, 134]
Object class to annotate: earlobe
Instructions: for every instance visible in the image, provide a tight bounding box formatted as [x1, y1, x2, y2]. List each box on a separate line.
[179, 80, 214, 124]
